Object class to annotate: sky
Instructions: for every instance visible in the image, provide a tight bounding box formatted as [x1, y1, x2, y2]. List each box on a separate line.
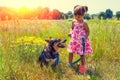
[0, 0, 119, 14]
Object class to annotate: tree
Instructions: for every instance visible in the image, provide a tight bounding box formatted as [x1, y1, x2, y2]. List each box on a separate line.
[67, 11, 72, 15]
[49, 9, 62, 19]
[38, 7, 49, 19]
[84, 14, 91, 20]
[98, 12, 106, 20]
[60, 12, 65, 19]
[67, 11, 73, 18]
[0, 7, 12, 20]
[64, 14, 68, 19]
[105, 9, 113, 19]
[91, 14, 97, 19]
[116, 11, 120, 20]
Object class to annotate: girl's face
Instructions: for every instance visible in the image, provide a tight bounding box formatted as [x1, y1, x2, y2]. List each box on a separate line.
[75, 14, 84, 22]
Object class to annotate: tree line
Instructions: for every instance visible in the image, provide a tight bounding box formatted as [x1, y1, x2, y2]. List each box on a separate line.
[0, 6, 120, 20]
[67, 9, 120, 20]
[0, 6, 64, 20]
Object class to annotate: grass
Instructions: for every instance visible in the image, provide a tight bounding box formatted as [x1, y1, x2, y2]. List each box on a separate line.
[0, 19, 120, 80]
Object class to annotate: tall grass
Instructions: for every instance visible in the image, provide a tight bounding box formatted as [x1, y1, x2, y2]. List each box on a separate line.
[0, 20, 120, 80]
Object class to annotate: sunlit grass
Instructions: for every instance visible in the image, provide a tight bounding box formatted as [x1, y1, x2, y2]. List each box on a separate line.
[0, 20, 120, 80]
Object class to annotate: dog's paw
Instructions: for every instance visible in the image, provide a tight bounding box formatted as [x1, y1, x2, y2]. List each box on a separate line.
[51, 58, 57, 64]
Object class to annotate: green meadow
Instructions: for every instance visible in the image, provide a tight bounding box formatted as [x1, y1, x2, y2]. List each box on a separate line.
[0, 20, 120, 80]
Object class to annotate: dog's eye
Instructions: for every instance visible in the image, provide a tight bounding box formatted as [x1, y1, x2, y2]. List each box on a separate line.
[52, 41, 58, 45]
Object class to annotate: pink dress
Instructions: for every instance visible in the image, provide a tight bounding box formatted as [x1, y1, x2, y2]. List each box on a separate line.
[67, 20, 93, 55]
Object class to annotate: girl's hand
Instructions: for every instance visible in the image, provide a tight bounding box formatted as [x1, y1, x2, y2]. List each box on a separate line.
[68, 33, 71, 37]
[83, 21, 90, 38]
[82, 36, 87, 42]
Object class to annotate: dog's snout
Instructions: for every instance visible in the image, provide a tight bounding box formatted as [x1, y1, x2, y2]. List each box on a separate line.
[61, 39, 67, 43]
[58, 43, 65, 48]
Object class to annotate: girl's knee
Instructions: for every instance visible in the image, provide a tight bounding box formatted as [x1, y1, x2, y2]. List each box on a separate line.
[69, 52, 73, 55]
[69, 53, 73, 56]
[80, 55, 85, 57]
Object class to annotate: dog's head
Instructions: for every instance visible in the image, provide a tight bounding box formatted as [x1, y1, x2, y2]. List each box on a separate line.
[45, 37, 66, 51]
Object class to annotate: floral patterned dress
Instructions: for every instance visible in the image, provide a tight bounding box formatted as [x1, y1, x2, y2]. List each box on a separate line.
[67, 20, 93, 55]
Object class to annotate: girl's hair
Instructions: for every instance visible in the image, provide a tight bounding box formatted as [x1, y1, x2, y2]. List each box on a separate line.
[74, 5, 88, 15]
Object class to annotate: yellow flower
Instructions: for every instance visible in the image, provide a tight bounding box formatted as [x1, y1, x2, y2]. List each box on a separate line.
[12, 36, 46, 46]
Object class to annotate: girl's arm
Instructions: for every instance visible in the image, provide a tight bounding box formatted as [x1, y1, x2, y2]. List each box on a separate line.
[83, 22, 90, 38]
[68, 21, 75, 37]
[71, 21, 74, 29]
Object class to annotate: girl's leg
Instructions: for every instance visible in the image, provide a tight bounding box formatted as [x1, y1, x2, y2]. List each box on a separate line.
[80, 55, 85, 65]
[69, 52, 73, 63]
[79, 55, 86, 73]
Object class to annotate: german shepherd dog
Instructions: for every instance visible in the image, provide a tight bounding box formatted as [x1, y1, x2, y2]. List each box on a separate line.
[38, 37, 66, 69]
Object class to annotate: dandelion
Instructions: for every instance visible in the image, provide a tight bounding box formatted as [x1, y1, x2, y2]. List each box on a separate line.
[11, 36, 46, 54]
[32, 50, 35, 53]
[12, 36, 46, 46]
[0, 42, 2, 47]
[87, 75, 90, 79]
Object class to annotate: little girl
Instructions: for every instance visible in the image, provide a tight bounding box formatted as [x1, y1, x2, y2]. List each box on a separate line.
[67, 5, 93, 73]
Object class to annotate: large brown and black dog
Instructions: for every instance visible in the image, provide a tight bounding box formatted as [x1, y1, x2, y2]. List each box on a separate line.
[38, 37, 66, 69]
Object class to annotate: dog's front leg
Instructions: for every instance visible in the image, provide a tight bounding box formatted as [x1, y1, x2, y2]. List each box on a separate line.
[51, 58, 57, 64]
[45, 58, 51, 62]
[45, 58, 57, 64]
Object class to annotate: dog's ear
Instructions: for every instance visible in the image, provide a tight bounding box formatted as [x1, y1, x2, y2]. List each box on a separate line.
[49, 37, 53, 39]
[45, 40, 50, 43]
[45, 37, 53, 42]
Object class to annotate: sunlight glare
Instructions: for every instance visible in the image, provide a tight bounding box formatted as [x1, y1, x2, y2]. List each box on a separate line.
[0, 0, 49, 9]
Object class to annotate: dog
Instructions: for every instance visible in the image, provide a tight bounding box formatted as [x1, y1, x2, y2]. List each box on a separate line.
[38, 37, 66, 69]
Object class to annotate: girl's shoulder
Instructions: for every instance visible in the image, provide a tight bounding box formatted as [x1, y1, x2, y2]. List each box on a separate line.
[72, 19, 77, 23]
[83, 20, 88, 26]
[72, 19, 78, 25]
[83, 20, 87, 23]
[83, 20, 89, 29]
[71, 19, 77, 29]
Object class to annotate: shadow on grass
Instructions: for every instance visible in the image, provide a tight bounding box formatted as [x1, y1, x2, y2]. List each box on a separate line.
[70, 64, 102, 79]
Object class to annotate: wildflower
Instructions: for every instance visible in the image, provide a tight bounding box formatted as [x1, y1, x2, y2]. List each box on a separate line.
[13, 36, 45, 46]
